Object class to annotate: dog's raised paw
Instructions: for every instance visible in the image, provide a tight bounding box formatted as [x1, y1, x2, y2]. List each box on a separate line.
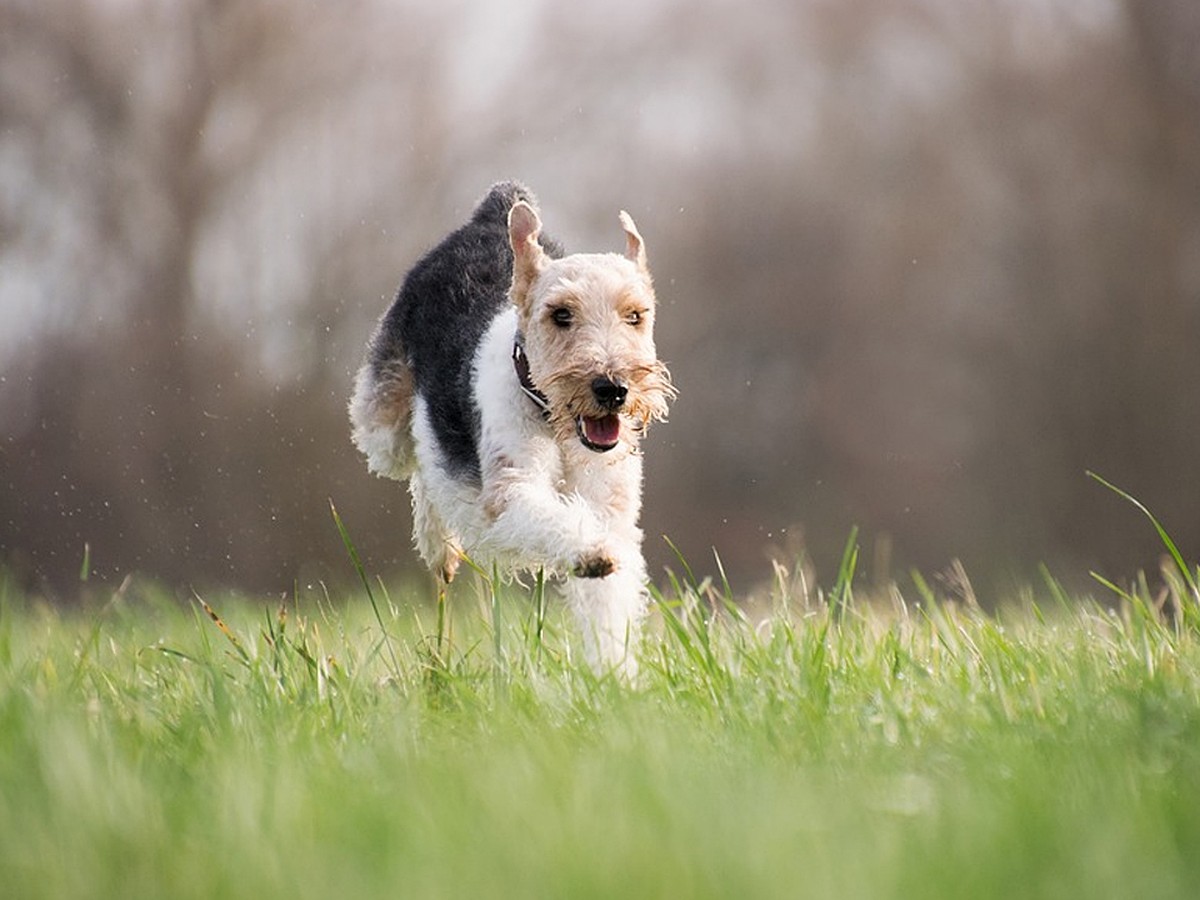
[573, 553, 616, 579]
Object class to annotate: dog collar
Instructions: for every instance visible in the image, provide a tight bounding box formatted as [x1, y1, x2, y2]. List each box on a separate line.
[512, 337, 550, 419]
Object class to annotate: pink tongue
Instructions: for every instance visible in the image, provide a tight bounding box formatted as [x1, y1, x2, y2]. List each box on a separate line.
[583, 415, 620, 446]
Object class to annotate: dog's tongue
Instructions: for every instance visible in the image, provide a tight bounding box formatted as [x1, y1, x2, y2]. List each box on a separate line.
[581, 414, 620, 451]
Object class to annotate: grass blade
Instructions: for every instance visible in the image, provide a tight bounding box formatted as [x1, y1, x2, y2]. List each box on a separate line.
[195, 591, 251, 664]
[329, 498, 401, 681]
[1088, 471, 1199, 605]
[830, 526, 860, 617]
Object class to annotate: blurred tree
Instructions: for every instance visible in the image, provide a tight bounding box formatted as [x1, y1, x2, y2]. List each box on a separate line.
[0, 0, 462, 591]
[1, 0, 1197, 599]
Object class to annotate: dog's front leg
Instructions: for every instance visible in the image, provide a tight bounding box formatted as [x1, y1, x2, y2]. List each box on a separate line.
[480, 468, 615, 577]
[563, 547, 648, 677]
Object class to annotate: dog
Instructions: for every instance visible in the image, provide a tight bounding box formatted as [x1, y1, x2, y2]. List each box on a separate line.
[349, 182, 674, 673]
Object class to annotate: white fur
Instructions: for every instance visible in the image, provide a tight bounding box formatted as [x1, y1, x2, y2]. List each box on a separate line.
[348, 365, 412, 481]
[400, 307, 648, 674]
[351, 195, 670, 679]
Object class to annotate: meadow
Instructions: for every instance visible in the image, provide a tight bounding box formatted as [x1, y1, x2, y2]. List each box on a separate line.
[3, 503, 1200, 899]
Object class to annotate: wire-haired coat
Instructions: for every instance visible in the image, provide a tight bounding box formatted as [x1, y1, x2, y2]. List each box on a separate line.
[350, 182, 673, 673]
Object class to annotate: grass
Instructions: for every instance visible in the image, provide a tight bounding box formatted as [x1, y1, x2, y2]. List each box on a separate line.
[3, 549, 1200, 900]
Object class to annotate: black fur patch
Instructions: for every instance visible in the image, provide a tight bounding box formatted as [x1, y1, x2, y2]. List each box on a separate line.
[366, 181, 563, 482]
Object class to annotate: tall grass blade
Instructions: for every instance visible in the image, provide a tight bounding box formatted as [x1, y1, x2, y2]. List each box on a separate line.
[329, 498, 401, 681]
[1088, 471, 1199, 606]
[663, 534, 700, 596]
[194, 592, 251, 665]
[712, 548, 741, 619]
[490, 561, 504, 692]
[1089, 570, 1158, 626]
[830, 526, 860, 617]
[1038, 563, 1073, 614]
[531, 567, 547, 661]
[436, 582, 448, 660]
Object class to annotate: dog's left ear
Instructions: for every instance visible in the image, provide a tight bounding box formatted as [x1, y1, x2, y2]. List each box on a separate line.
[619, 211, 648, 272]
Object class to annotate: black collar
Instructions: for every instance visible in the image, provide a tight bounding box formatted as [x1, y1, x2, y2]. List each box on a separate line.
[512, 337, 550, 419]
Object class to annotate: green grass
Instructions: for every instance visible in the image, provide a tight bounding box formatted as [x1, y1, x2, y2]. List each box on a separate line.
[3, 555, 1200, 900]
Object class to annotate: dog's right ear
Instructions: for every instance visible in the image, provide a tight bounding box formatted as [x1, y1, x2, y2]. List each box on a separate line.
[509, 201, 547, 311]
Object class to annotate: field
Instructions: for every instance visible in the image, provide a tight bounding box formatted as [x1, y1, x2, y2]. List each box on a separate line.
[3, 537, 1200, 899]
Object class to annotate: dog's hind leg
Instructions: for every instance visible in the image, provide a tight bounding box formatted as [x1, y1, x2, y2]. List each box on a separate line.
[349, 357, 415, 482]
[409, 469, 462, 584]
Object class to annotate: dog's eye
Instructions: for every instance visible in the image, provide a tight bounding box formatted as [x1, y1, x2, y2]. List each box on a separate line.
[626, 310, 645, 327]
[550, 307, 573, 328]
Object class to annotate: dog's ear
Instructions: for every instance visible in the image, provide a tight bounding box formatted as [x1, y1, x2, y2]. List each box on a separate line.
[619, 211, 648, 272]
[509, 201, 547, 309]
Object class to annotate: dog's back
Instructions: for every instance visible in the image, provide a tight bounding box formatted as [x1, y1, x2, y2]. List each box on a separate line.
[350, 182, 560, 482]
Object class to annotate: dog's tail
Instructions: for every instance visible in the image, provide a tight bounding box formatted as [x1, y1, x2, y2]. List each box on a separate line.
[474, 180, 564, 259]
[472, 180, 540, 224]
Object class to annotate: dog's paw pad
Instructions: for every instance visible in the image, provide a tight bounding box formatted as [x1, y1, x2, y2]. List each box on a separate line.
[573, 554, 616, 578]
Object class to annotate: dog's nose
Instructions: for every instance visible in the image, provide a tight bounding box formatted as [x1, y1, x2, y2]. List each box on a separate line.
[591, 377, 628, 410]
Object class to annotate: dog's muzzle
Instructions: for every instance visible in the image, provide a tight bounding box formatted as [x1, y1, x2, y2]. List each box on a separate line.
[576, 377, 626, 452]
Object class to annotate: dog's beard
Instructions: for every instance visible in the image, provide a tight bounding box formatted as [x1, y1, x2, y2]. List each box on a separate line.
[542, 361, 675, 453]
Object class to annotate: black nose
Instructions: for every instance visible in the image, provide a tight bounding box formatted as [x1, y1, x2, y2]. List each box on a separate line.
[591, 377, 628, 410]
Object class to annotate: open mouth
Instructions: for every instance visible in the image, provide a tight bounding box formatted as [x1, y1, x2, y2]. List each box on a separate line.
[576, 415, 621, 452]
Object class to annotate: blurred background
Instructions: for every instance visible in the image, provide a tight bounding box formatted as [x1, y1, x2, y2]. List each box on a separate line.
[2, 0, 1198, 602]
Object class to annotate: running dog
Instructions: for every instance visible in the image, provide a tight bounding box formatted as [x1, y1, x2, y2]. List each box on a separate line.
[349, 181, 674, 673]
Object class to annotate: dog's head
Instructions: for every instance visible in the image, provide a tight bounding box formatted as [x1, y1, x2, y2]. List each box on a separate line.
[508, 201, 674, 453]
